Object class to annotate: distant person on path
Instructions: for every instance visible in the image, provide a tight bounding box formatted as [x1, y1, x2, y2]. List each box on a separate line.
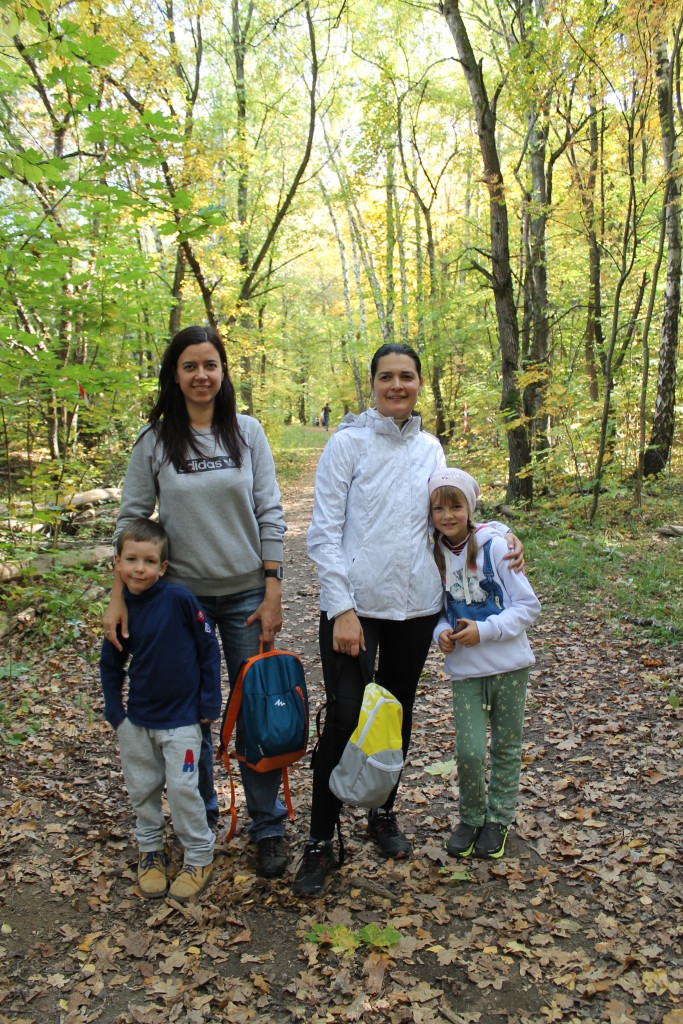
[293, 342, 524, 897]
[103, 325, 290, 880]
[100, 518, 222, 901]
[321, 404, 331, 431]
[430, 468, 540, 860]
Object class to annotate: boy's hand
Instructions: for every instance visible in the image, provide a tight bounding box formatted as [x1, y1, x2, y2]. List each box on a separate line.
[455, 619, 480, 647]
[438, 629, 457, 654]
[199, 718, 216, 724]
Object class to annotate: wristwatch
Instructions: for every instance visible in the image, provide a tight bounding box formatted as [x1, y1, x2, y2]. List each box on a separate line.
[264, 566, 284, 580]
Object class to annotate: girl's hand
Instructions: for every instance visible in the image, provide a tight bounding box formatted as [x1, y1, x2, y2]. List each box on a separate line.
[245, 590, 282, 642]
[455, 619, 480, 647]
[504, 533, 525, 572]
[438, 629, 457, 654]
[332, 609, 366, 658]
[103, 588, 128, 653]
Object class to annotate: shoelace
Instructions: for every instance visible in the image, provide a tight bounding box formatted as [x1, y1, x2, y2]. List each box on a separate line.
[306, 842, 326, 861]
[140, 851, 165, 870]
[374, 813, 399, 835]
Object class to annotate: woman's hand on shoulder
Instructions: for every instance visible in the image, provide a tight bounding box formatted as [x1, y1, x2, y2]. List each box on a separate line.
[103, 590, 128, 653]
[504, 532, 525, 573]
[332, 609, 366, 658]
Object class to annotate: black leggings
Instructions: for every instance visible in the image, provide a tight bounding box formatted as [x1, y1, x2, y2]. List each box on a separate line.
[310, 611, 439, 841]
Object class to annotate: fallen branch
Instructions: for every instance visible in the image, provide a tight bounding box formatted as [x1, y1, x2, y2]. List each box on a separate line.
[623, 614, 683, 638]
[0, 544, 113, 583]
[654, 525, 683, 537]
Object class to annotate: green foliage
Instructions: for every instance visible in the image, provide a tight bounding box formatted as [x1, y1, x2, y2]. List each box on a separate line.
[0, 0, 680, 523]
[424, 758, 456, 778]
[305, 921, 401, 954]
[490, 477, 683, 643]
[439, 866, 475, 884]
[3, 565, 108, 648]
[268, 425, 329, 482]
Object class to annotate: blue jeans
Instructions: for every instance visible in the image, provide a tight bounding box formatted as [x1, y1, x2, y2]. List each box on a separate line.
[197, 589, 287, 843]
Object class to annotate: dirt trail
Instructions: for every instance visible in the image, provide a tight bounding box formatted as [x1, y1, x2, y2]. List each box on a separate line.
[1, 462, 681, 1024]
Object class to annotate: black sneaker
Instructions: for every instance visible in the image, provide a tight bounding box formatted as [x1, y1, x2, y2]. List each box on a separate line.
[257, 835, 289, 878]
[445, 823, 481, 858]
[292, 840, 335, 897]
[474, 823, 508, 859]
[367, 811, 412, 859]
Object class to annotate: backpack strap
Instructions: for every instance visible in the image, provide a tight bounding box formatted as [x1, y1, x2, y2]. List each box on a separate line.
[218, 669, 244, 842]
[481, 539, 494, 582]
[480, 539, 505, 609]
[281, 767, 295, 821]
[221, 749, 239, 841]
[217, 639, 271, 842]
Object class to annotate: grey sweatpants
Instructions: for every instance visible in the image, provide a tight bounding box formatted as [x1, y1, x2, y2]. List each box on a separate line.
[117, 719, 214, 866]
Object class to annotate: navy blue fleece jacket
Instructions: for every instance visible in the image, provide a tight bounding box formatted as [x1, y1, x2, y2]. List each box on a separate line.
[99, 578, 222, 730]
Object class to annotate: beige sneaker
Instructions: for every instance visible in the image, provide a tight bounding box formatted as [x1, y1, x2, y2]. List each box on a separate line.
[168, 863, 213, 902]
[137, 851, 168, 898]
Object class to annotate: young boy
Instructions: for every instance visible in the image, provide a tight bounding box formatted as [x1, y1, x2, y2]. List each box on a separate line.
[100, 518, 222, 901]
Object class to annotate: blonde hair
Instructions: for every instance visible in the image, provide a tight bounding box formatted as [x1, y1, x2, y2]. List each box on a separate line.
[430, 486, 478, 573]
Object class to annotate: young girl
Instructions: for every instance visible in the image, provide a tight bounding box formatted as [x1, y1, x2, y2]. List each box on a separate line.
[429, 468, 540, 860]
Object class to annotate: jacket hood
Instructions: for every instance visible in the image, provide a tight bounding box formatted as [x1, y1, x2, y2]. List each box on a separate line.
[336, 408, 422, 437]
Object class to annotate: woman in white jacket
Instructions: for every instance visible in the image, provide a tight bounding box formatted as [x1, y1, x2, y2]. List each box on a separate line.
[293, 343, 523, 896]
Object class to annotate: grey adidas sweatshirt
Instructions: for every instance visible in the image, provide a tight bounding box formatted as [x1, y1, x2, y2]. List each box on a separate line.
[114, 415, 286, 597]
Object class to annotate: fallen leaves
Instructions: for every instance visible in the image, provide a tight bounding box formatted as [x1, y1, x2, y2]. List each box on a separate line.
[1, 489, 682, 1024]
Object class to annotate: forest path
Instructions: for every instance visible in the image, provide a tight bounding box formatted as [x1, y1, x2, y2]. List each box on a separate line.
[1, 456, 681, 1024]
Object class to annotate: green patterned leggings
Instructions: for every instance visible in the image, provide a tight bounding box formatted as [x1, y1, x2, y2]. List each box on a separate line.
[451, 667, 529, 827]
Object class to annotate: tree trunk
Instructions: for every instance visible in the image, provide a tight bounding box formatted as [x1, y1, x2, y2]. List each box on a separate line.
[644, 29, 682, 476]
[585, 96, 603, 400]
[233, 0, 254, 414]
[441, 0, 532, 503]
[169, 245, 185, 336]
[321, 181, 366, 413]
[385, 144, 396, 344]
[524, 112, 551, 456]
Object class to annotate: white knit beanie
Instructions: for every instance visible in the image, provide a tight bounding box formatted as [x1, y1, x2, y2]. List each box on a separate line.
[428, 468, 480, 515]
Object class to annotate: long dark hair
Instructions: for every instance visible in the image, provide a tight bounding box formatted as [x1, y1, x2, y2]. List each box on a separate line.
[143, 326, 244, 472]
[370, 343, 422, 382]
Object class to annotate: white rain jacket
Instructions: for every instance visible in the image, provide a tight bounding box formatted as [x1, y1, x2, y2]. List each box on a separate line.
[307, 409, 446, 621]
[307, 408, 510, 625]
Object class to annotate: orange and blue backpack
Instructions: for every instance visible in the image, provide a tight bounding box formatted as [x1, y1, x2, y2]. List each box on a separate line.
[218, 641, 308, 840]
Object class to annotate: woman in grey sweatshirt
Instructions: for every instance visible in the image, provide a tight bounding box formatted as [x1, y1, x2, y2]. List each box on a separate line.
[103, 326, 289, 882]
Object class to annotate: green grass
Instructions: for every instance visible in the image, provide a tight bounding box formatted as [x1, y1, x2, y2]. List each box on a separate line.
[484, 478, 683, 643]
[269, 424, 329, 483]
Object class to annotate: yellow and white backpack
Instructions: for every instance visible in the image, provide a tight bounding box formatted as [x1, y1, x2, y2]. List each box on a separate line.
[329, 682, 403, 807]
